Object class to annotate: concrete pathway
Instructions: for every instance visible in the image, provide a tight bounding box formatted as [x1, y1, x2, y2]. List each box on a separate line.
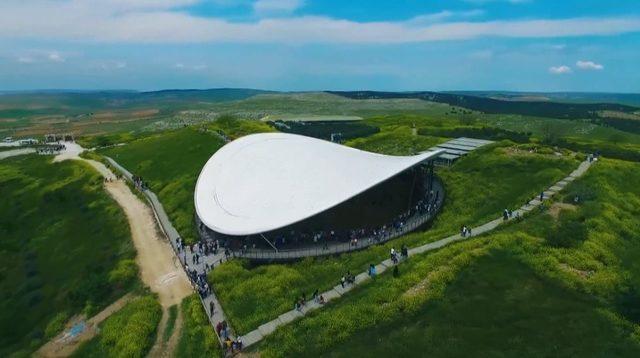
[0, 147, 36, 159]
[238, 159, 595, 348]
[105, 156, 235, 347]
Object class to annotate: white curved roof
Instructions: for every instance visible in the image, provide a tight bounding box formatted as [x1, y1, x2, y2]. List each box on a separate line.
[194, 133, 444, 236]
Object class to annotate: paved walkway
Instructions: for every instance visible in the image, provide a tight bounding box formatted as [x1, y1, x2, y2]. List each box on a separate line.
[104, 156, 236, 346]
[238, 159, 595, 348]
[0, 147, 36, 159]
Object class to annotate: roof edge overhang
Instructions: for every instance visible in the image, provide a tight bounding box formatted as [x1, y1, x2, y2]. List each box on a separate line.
[195, 133, 445, 236]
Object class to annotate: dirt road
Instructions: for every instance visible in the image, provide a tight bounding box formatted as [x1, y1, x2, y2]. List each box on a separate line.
[104, 179, 191, 307]
[37, 144, 192, 357]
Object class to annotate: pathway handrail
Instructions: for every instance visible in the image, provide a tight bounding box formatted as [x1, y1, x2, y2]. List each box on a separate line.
[104, 156, 233, 347]
[233, 179, 445, 261]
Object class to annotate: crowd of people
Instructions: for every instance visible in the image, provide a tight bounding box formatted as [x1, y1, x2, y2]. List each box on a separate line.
[216, 321, 243, 353]
[131, 175, 148, 191]
[254, 185, 442, 253]
[36, 144, 66, 155]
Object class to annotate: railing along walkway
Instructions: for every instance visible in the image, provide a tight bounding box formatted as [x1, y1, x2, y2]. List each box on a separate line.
[234, 179, 445, 261]
[104, 156, 236, 346]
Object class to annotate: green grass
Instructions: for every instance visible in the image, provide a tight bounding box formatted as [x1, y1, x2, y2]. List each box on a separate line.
[175, 294, 222, 358]
[0, 155, 136, 357]
[73, 295, 162, 358]
[162, 305, 178, 343]
[483, 113, 640, 144]
[99, 128, 226, 243]
[210, 142, 579, 334]
[253, 158, 640, 356]
[261, 249, 640, 357]
[346, 125, 444, 155]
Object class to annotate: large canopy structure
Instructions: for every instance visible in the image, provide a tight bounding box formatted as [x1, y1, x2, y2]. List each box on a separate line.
[195, 133, 444, 236]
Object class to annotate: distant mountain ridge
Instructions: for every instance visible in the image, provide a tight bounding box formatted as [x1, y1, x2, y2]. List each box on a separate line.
[447, 91, 640, 107]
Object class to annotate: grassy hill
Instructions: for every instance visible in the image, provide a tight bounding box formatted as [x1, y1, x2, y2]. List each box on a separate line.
[0, 155, 136, 357]
[253, 158, 640, 357]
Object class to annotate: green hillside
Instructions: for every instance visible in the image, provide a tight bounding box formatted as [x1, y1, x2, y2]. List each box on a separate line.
[0, 156, 136, 357]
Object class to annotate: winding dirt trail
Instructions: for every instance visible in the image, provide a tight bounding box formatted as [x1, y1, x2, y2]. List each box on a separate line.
[103, 180, 191, 307]
[37, 143, 191, 357]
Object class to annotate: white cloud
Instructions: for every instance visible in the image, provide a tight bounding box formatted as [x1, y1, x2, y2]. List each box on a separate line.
[576, 60, 603, 70]
[253, 0, 304, 15]
[408, 10, 485, 25]
[549, 65, 572, 74]
[175, 63, 207, 70]
[14, 50, 66, 63]
[48, 52, 65, 62]
[17, 56, 35, 63]
[102, 0, 200, 11]
[0, 1, 639, 43]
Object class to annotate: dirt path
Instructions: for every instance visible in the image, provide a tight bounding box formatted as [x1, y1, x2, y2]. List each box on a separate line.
[54, 143, 192, 307]
[104, 180, 192, 307]
[39, 143, 192, 357]
[148, 307, 184, 358]
[35, 294, 135, 357]
[162, 309, 183, 357]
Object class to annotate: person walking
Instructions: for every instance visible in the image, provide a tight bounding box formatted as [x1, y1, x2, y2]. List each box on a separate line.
[209, 301, 215, 316]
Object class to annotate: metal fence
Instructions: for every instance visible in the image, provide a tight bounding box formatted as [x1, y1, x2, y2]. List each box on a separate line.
[232, 180, 445, 262]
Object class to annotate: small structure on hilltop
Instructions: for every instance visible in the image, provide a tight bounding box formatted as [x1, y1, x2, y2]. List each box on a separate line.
[194, 133, 446, 261]
[430, 137, 494, 166]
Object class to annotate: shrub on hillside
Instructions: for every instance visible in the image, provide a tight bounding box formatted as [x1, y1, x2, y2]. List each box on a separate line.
[108, 259, 138, 288]
[176, 295, 221, 357]
[73, 295, 162, 358]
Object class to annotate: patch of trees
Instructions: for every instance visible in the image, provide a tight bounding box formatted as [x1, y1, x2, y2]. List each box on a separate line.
[555, 139, 640, 162]
[328, 91, 638, 120]
[596, 117, 640, 134]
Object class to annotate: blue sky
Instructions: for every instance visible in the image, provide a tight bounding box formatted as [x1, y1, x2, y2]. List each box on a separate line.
[0, 0, 639, 92]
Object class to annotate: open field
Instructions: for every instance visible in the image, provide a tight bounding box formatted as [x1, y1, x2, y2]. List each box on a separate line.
[0, 155, 136, 357]
[0, 91, 459, 137]
[252, 158, 640, 356]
